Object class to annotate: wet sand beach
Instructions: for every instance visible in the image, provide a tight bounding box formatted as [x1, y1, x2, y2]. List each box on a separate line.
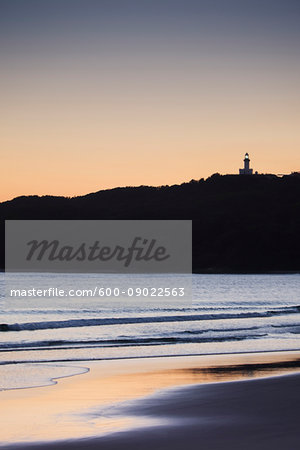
[1, 351, 300, 449]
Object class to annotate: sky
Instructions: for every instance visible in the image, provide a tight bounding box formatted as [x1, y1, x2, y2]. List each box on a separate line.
[1, 0, 300, 201]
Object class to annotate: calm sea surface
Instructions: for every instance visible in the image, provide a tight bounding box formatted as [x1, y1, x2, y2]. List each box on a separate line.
[1, 273, 300, 390]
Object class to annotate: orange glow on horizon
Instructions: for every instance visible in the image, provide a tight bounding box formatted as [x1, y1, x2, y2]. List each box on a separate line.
[1, 3, 300, 202]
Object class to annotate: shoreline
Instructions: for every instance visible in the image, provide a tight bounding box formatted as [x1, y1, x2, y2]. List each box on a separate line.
[2, 269, 300, 274]
[1, 348, 300, 392]
[0, 350, 300, 448]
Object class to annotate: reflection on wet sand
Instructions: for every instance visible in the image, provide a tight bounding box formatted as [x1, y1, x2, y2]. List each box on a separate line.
[183, 357, 300, 382]
[0, 351, 300, 445]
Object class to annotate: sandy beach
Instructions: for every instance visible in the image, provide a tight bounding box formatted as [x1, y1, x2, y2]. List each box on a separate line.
[1, 351, 300, 450]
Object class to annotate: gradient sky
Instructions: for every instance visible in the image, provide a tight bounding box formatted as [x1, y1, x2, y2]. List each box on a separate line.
[1, 0, 300, 201]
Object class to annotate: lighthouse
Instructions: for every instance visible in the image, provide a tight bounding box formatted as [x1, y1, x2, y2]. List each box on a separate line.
[239, 153, 253, 175]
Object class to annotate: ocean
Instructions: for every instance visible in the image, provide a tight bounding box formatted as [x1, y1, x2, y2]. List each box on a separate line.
[1, 273, 300, 390]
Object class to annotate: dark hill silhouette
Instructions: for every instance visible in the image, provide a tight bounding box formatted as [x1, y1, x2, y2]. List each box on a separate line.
[1, 173, 300, 272]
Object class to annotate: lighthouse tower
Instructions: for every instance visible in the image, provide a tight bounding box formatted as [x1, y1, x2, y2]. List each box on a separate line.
[239, 153, 253, 175]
